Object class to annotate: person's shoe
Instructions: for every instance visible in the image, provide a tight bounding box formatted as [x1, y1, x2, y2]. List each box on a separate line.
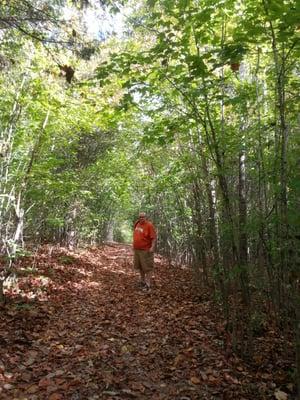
[142, 283, 151, 293]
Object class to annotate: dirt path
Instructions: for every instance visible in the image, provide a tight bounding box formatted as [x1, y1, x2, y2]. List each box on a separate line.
[0, 244, 291, 399]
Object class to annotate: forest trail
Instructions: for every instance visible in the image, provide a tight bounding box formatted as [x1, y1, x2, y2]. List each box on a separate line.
[0, 245, 291, 400]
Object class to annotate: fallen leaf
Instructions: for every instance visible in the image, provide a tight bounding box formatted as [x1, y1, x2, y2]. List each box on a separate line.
[55, 378, 66, 385]
[121, 388, 138, 397]
[130, 382, 145, 392]
[253, 355, 263, 364]
[3, 383, 14, 390]
[102, 391, 119, 396]
[3, 372, 13, 379]
[208, 375, 219, 385]
[24, 357, 35, 366]
[224, 372, 240, 384]
[121, 345, 129, 353]
[27, 384, 39, 394]
[21, 372, 32, 382]
[190, 376, 201, 384]
[38, 378, 52, 388]
[174, 354, 184, 367]
[54, 370, 65, 376]
[28, 350, 39, 358]
[49, 393, 63, 400]
[274, 390, 288, 400]
[200, 371, 208, 381]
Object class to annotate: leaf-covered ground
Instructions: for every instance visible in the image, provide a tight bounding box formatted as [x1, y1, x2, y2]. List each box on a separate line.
[0, 244, 295, 399]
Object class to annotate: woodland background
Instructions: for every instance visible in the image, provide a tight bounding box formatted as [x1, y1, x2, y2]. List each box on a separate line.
[0, 0, 299, 398]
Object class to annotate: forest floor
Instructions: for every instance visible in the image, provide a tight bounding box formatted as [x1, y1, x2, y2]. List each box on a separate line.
[0, 244, 295, 400]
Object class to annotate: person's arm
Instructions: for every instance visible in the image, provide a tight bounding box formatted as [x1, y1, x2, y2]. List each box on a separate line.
[149, 238, 156, 253]
[149, 223, 156, 252]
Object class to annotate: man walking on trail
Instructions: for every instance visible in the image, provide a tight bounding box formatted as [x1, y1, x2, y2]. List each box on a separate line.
[133, 212, 156, 291]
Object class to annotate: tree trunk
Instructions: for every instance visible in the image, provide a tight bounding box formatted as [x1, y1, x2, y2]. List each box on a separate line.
[238, 149, 250, 306]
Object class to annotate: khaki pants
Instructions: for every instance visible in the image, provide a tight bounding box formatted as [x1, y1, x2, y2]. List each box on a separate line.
[134, 249, 154, 273]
